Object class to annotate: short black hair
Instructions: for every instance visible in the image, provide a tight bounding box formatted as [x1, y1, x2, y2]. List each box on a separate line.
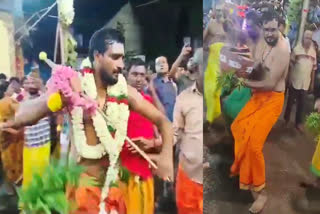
[261, 9, 279, 25]
[9, 77, 20, 84]
[246, 10, 261, 27]
[147, 61, 156, 73]
[0, 73, 7, 80]
[88, 28, 125, 63]
[127, 58, 146, 73]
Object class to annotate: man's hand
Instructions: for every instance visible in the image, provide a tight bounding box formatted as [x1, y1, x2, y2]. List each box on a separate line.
[180, 46, 192, 58]
[126, 137, 154, 153]
[148, 153, 174, 182]
[235, 69, 249, 79]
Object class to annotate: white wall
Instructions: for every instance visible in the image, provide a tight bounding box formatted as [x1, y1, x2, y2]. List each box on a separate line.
[0, 11, 16, 77]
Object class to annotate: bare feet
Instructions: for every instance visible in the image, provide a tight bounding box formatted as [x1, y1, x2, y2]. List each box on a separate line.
[249, 190, 268, 213]
[295, 124, 305, 133]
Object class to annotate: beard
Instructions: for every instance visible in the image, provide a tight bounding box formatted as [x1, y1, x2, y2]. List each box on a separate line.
[99, 67, 119, 86]
[265, 37, 278, 47]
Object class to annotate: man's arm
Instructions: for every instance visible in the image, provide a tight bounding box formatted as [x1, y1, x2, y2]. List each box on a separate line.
[128, 85, 173, 180]
[286, 50, 296, 87]
[203, 18, 213, 43]
[244, 49, 290, 90]
[169, 46, 192, 80]
[172, 95, 184, 146]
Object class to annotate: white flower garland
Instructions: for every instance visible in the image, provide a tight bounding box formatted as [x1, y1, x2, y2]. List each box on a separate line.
[71, 71, 129, 214]
[57, 0, 75, 26]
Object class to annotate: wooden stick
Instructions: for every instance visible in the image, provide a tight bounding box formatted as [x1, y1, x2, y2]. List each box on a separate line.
[126, 136, 158, 169]
[96, 108, 158, 169]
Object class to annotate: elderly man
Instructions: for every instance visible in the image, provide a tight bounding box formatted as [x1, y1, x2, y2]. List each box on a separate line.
[173, 48, 203, 214]
[284, 30, 317, 131]
[153, 56, 177, 122]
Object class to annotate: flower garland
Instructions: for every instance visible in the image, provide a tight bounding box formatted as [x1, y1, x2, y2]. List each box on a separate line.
[75, 68, 129, 214]
[57, 0, 75, 26]
[46, 65, 129, 213]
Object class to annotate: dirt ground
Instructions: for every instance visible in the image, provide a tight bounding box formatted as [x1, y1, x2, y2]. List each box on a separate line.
[204, 94, 320, 214]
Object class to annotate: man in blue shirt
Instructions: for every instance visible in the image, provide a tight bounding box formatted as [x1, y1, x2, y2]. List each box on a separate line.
[153, 56, 177, 122]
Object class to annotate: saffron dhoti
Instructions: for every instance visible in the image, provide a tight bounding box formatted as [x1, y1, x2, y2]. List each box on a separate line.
[66, 173, 126, 214]
[231, 91, 284, 191]
[176, 165, 203, 214]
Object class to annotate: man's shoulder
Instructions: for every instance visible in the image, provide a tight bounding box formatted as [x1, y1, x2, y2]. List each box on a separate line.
[276, 38, 290, 57]
[177, 86, 193, 99]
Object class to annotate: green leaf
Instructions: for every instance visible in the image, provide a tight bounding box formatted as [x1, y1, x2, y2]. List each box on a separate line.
[43, 192, 69, 214]
[110, 181, 119, 188]
[18, 158, 87, 213]
[119, 167, 130, 184]
[305, 112, 320, 140]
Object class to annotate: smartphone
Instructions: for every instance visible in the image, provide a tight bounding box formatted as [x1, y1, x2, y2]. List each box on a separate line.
[183, 37, 191, 47]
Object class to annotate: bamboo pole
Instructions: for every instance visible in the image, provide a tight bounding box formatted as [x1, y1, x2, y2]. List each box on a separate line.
[54, 22, 60, 63]
[297, 0, 310, 45]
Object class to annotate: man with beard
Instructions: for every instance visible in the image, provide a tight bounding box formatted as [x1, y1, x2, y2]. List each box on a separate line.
[1, 28, 173, 214]
[231, 10, 290, 213]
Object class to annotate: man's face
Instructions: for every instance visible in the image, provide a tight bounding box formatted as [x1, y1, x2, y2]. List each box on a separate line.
[263, 20, 279, 47]
[127, 65, 146, 92]
[155, 57, 169, 74]
[23, 77, 40, 95]
[95, 42, 125, 86]
[303, 30, 313, 48]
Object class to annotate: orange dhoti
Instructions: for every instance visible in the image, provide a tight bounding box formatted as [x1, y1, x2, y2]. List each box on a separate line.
[230, 91, 284, 192]
[176, 165, 203, 214]
[66, 173, 126, 214]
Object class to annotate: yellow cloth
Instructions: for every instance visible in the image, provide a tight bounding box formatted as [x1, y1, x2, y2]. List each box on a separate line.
[47, 92, 63, 112]
[119, 174, 154, 214]
[311, 138, 320, 177]
[22, 142, 51, 189]
[204, 42, 225, 123]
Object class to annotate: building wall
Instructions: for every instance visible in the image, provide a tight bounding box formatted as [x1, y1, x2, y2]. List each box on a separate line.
[105, 2, 142, 56]
[0, 11, 16, 77]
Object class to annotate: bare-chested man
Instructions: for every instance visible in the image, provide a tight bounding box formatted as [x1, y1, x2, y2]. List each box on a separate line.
[1, 28, 173, 214]
[231, 10, 290, 213]
[203, 4, 226, 67]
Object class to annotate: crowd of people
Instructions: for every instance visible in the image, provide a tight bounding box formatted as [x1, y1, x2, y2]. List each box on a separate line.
[204, 1, 319, 213]
[0, 27, 204, 214]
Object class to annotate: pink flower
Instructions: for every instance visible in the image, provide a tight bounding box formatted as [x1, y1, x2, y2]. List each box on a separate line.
[46, 65, 97, 115]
